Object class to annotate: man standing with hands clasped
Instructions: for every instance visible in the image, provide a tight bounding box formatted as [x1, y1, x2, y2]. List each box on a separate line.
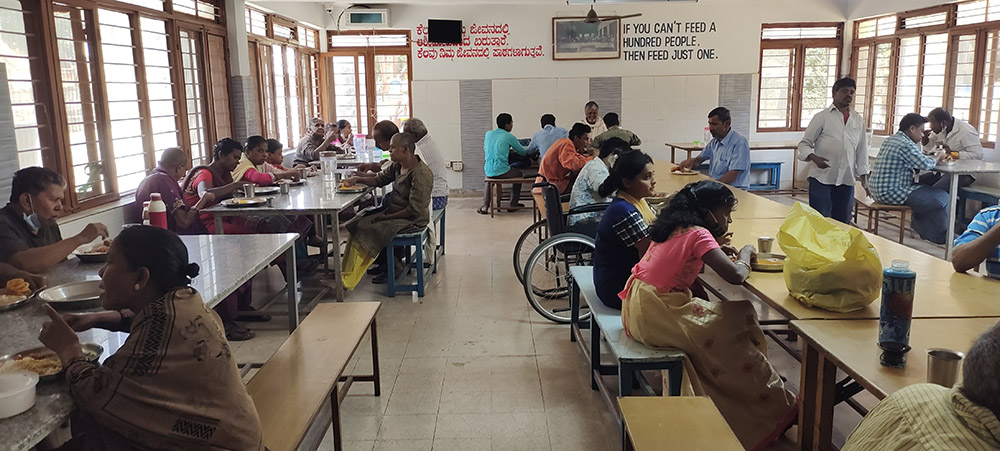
[798, 77, 870, 224]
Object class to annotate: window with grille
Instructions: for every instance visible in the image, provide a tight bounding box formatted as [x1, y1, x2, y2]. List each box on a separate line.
[951, 34, 978, 123]
[99, 9, 146, 194]
[957, 0, 1000, 25]
[756, 24, 842, 131]
[179, 29, 208, 164]
[140, 16, 178, 164]
[207, 33, 231, 143]
[173, 0, 218, 22]
[853, 45, 871, 121]
[981, 30, 1000, 142]
[246, 7, 266, 37]
[0, 0, 49, 170]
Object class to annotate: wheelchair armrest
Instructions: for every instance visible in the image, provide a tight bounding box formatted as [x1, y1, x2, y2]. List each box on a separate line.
[565, 202, 611, 216]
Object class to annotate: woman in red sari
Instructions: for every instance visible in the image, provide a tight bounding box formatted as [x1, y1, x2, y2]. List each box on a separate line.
[182, 138, 249, 235]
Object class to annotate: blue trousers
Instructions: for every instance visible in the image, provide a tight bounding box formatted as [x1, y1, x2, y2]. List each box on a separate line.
[808, 178, 854, 224]
[904, 185, 950, 244]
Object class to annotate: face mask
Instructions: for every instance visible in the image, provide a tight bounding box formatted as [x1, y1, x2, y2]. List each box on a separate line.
[23, 196, 41, 232]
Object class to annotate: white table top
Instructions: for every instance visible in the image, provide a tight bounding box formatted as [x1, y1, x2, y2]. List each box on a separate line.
[0, 233, 297, 451]
[202, 178, 372, 216]
[935, 160, 1000, 174]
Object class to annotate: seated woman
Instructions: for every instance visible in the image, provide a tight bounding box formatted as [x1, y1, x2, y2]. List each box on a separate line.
[592, 151, 656, 309]
[0, 167, 108, 273]
[620, 180, 797, 450]
[233, 135, 299, 186]
[341, 132, 433, 287]
[38, 225, 263, 450]
[263, 138, 293, 172]
[127, 147, 213, 234]
[568, 137, 631, 230]
[337, 119, 355, 153]
[182, 138, 246, 234]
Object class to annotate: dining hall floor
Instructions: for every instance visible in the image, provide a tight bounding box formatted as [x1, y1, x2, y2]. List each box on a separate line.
[233, 194, 941, 451]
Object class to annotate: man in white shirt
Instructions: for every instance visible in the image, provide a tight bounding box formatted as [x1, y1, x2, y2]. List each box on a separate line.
[402, 118, 449, 210]
[577, 101, 608, 137]
[798, 77, 870, 224]
[920, 107, 983, 190]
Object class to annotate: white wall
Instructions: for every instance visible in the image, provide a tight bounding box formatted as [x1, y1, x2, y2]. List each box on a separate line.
[256, 0, 851, 189]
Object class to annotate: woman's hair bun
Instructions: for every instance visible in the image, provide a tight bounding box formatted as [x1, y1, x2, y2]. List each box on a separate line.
[184, 263, 200, 279]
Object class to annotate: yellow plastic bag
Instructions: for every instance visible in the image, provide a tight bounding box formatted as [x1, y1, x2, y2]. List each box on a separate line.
[777, 203, 882, 313]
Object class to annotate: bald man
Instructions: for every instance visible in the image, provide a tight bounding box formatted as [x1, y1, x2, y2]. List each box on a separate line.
[126, 147, 213, 233]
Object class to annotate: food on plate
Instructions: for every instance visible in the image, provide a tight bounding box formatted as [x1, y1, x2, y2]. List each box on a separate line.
[81, 239, 112, 255]
[4, 278, 30, 295]
[0, 354, 62, 377]
[757, 257, 784, 267]
[0, 294, 27, 307]
[341, 180, 355, 188]
[670, 166, 694, 174]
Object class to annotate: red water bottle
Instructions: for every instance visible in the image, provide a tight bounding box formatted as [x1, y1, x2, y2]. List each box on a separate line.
[148, 193, 168, 229]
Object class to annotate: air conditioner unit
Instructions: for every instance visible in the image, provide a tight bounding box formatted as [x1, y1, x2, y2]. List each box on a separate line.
[342, 8, 390, 28]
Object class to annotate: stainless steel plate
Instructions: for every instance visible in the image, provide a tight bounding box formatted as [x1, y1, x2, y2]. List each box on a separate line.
[75, 252, 108, 263]
[0, 343, 103, 382]
[0, 293, 31, 312]
[751, 253, 786, 272]
[254, 186, 280, 195]
[222, 197, 266, 208]
[37, 280, 103, 310]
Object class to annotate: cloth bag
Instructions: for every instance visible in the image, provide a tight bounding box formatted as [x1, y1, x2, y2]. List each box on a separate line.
[777, 203, 882, 312]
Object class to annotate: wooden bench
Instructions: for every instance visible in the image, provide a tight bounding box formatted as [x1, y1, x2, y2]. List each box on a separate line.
[619, 397, 742, 451]
[959, 185, 1000, 223]
[484, 176, 536, 217]
[853, 189, 911, 244]
[692, 162, 783, 191]
[568, 266, 685, 422]
[247, 302, 381, 451]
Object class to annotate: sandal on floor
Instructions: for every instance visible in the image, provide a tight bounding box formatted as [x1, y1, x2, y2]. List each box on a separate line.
[225, 322, 255, 341]
[236, 307, 272, 323]
[477, 206, 489, 215]
[508, 203, 525, 213]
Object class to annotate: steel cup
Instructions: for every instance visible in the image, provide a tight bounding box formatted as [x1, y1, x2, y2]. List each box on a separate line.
[926, 348, 964, 387]
[279, 183, 289, 194]
[757, 237, 775, 254]
[243, 184, 255, 198]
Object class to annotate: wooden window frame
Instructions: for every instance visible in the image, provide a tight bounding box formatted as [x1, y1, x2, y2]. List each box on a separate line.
[756, 23, 843, 132]
[325, 29, 414, 133]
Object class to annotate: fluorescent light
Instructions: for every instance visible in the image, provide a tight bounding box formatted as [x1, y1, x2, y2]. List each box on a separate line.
[566, 0, 696, 4]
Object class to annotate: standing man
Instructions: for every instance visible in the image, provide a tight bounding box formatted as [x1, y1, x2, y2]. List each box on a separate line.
[798, 77, 870, 224]
[677, 107, 751, 190]
[403, 118, 449, 210]
[869, 113, 950, 244]
[920, 107, 983, 190]
[591, 113, 641, 149]
[525, 114, 568, 160]
[479, 113, 527, 215]
[537, 122, 595, 195]
[294, 117, 341, 166]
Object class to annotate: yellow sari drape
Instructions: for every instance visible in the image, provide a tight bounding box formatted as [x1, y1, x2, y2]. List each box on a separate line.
[619, 191, 656, 223]
[232, 153, 260, 182]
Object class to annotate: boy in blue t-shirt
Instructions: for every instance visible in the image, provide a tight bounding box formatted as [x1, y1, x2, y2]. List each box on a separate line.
[953, 205, 1000, 279]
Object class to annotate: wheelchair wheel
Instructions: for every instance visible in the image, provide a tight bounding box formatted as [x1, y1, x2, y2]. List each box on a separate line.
[513, 219, 547, 284]
[522, 233, 594, 324]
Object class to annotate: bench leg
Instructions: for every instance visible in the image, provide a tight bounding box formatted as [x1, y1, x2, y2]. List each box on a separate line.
[590, 315, 601, 390]
[330, 385, 343, 451]
[371, 318, 381, 396]
[439, 210, 445, 255]
[415, 239, 425, 297]
[386, 244, 396, 297]
[619, 362, 634, 397]
[666, 361, 683, 396]
[898, 210, 907, 244]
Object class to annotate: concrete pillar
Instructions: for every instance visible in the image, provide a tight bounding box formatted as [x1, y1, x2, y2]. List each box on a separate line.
[224, 0, 257, 140]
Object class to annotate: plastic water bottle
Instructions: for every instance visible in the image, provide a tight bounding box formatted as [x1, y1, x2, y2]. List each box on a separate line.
[703, 126, 712, 144]
[320, 151, 337, 181]
[148, 193, 167, 229]
[878, 260, 916, 368]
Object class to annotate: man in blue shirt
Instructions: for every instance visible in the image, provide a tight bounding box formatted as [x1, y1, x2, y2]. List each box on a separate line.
[870, 113, 949, 244]
[479, 113, 527, 214]
[525, 114, 568, 160]
[677, 107, 751, 190]
[953, 205, 1000, 279]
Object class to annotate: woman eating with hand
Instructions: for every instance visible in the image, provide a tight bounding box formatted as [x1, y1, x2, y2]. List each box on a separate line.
[619, 180, 797, 450]
[233, 135, 300, 185]
[38, 225, 263, 450]
[591, 150, 656, 309]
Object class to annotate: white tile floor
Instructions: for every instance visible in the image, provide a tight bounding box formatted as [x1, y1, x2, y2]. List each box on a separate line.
[233, 195, 910, 451]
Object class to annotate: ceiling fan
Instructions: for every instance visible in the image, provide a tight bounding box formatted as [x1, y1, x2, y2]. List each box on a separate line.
[567, 0, 644, 24]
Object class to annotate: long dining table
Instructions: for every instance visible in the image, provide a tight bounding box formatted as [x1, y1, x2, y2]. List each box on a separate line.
[201, 177, 374, 302]
[0, 233, 298, 451]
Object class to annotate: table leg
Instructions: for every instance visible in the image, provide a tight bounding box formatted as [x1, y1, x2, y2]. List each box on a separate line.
[318, 214, 329, 271]
[332, 210, 344, 302]
[670, 145, 677, 163]
[946, 174, 960, 260]
[798, 342, 837, 451]
[791, 156, 799, 194]
[214, 215, 223, 234]
[284, 245, 299, 332]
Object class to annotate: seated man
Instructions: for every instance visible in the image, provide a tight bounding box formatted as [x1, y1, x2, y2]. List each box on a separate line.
[525, 114, 567, 160]
[591, 112, 641, 149]
[842, 321, 1000, 450]
[479, 113, 527, 214]
[0, 167, 108, 273]
[537, 122, 594, 195]
[921, 107, 984, 190]
[677, 107, 751, 190]
[870, 113, 949, 244]
[403, 118, 449, 210]
[126, 147, 213, 233]
[953, 205, 1000, 279]
[293, 117, 341, 166]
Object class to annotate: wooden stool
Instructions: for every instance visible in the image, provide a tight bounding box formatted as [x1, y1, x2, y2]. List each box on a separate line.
[484, 176, 535, 217]
[853, 197, 910, 244]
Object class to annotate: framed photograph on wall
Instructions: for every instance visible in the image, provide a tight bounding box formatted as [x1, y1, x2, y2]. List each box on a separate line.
[552, 17, 621, 61]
